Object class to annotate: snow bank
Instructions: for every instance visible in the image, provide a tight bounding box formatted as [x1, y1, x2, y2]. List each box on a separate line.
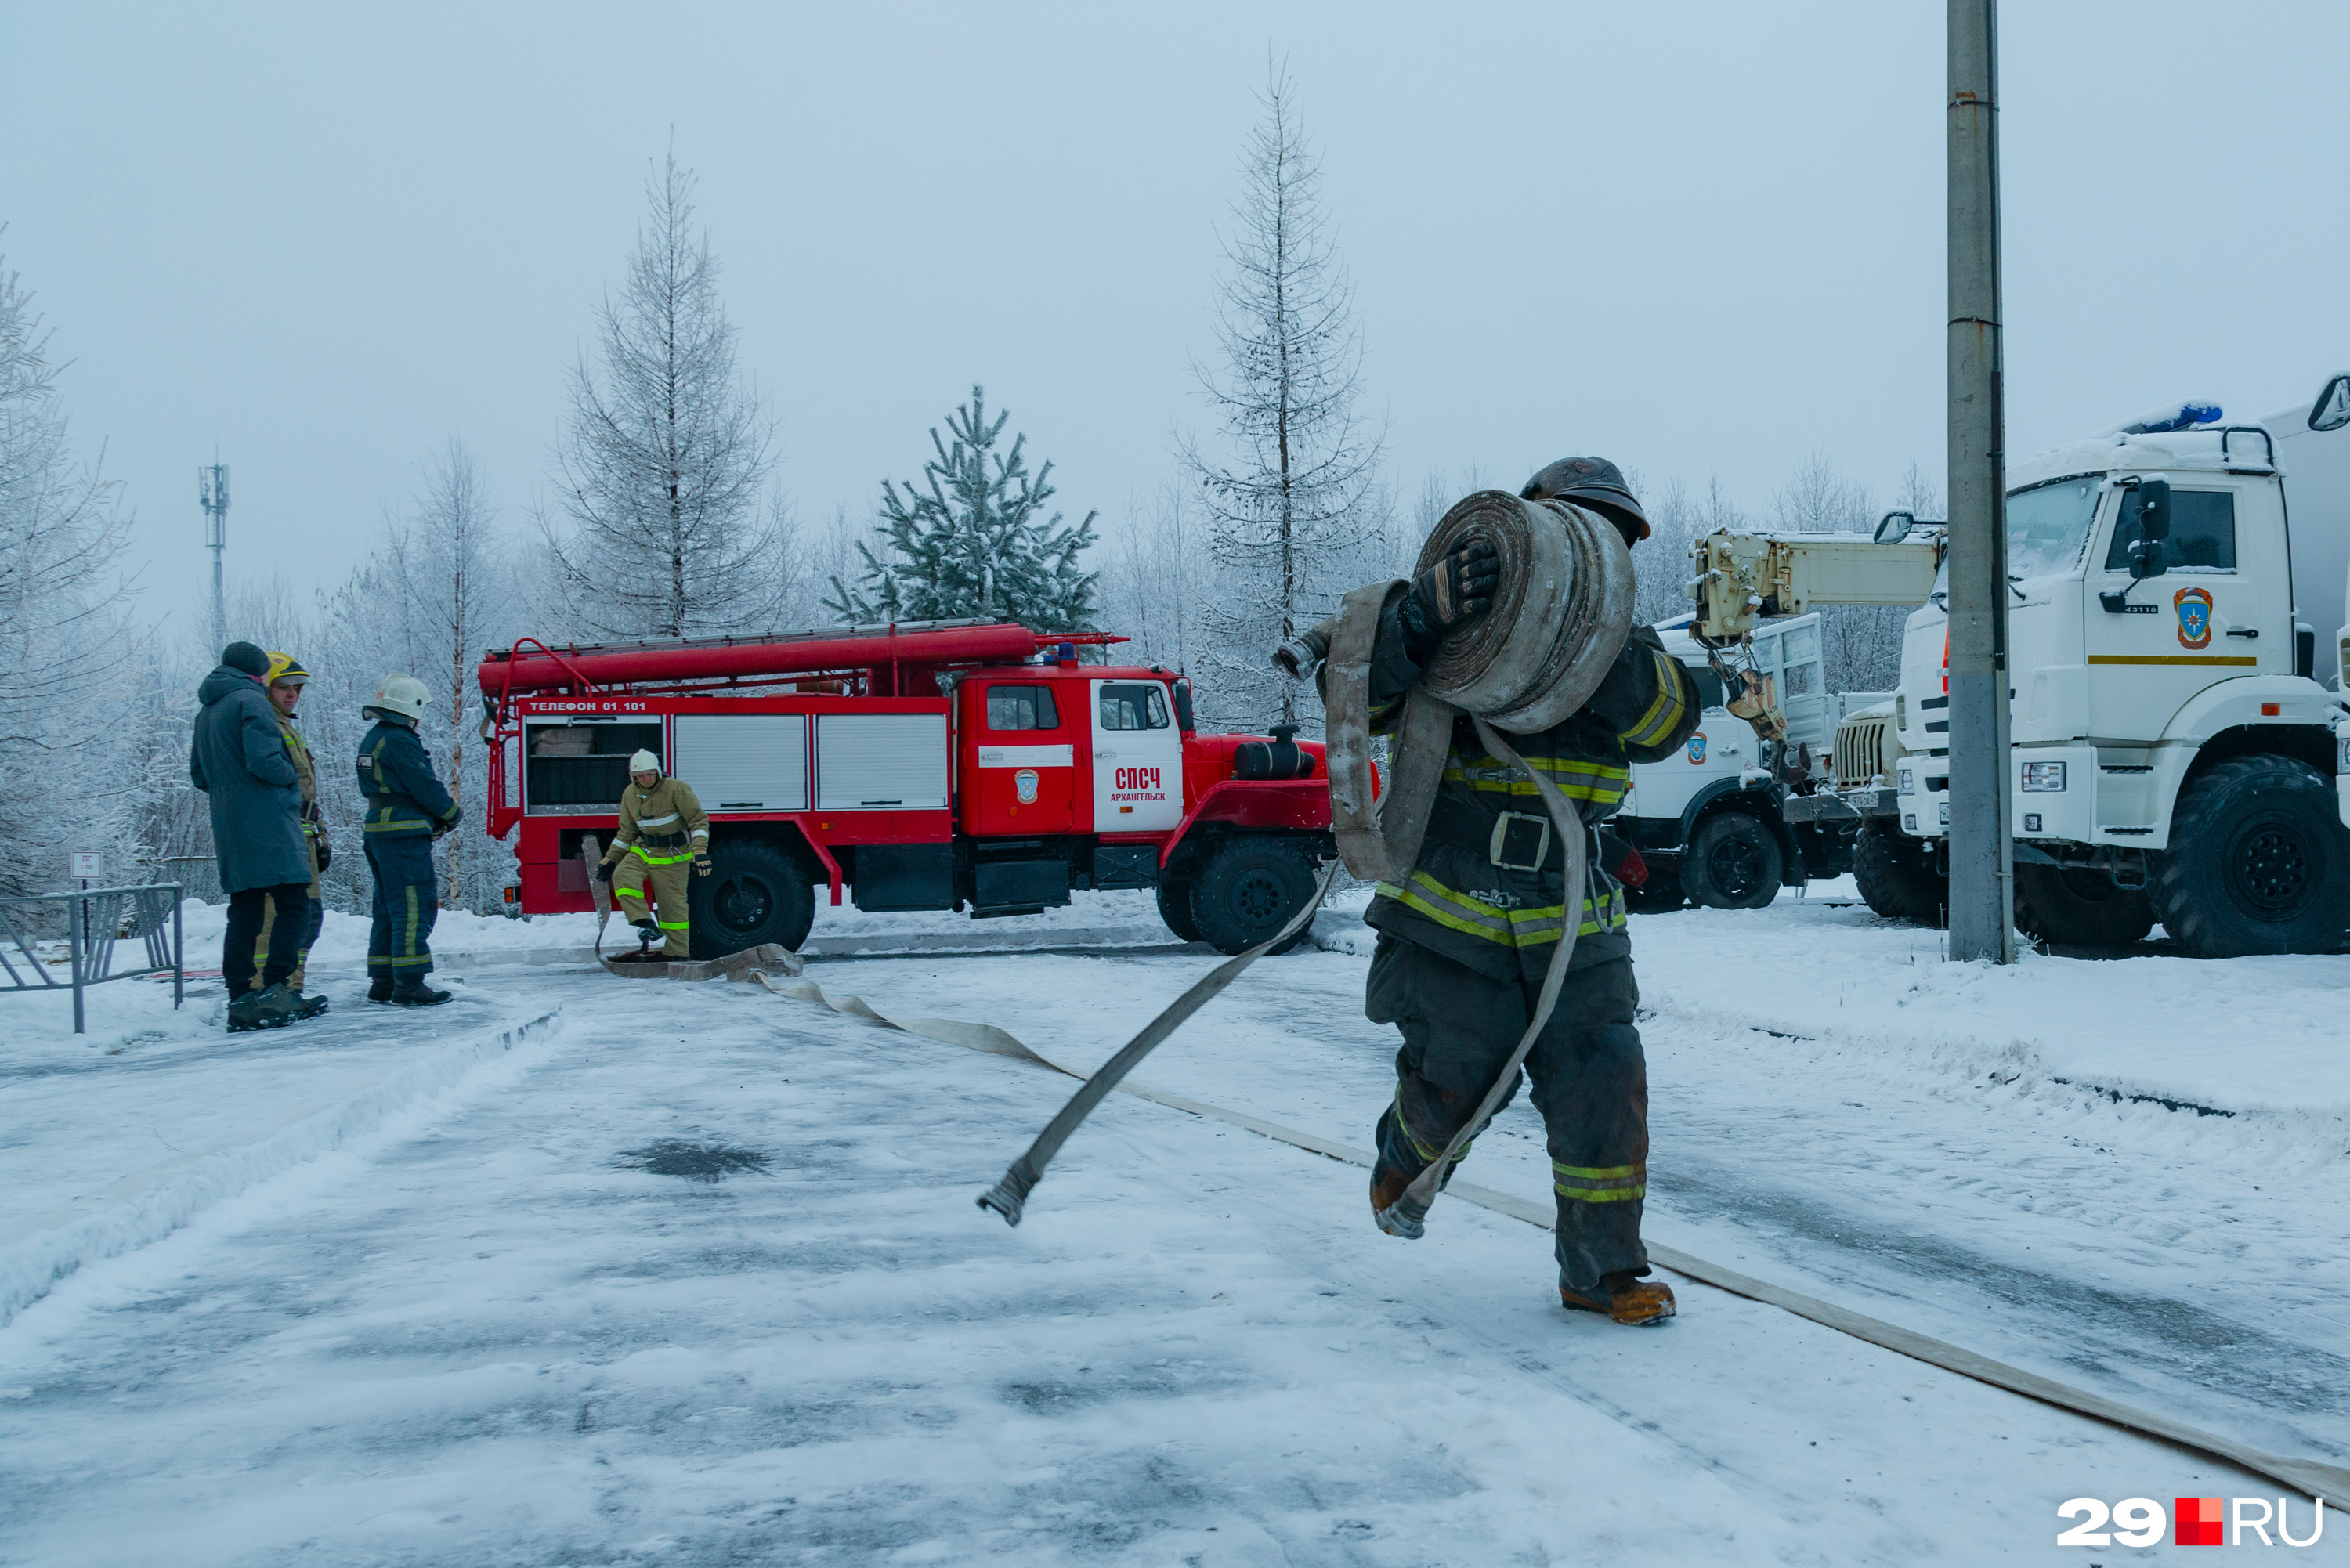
[0, 1006, 563, 1327]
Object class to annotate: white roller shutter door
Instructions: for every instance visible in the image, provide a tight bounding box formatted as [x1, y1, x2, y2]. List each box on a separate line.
[672, 714, 810, 812]
[816, 713, 949, 810]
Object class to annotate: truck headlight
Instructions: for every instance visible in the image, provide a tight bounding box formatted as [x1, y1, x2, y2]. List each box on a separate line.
[2339, 733, 2350, 775]
[2021, 761, 2066, 793]
[1938, 800, 1950, 826]
[1897, 766, 1915, 794]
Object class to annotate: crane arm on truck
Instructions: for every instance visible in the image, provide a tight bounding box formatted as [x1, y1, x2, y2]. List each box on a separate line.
[1688, 529, 1946, 645]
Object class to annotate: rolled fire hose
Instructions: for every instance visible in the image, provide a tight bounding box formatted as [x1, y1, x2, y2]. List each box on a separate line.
[582, 833, 612, 955]
[980, 492, 1632, 1232]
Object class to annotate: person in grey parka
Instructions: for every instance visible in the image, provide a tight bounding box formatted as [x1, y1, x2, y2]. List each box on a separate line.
[190, 641, 316, 1031]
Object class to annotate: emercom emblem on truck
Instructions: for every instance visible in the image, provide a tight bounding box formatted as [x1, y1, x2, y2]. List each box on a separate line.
[1687, 732, 1707, 764]
[2173, 586, 2213, 649]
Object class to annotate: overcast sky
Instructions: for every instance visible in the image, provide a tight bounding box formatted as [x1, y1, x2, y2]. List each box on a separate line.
[10, 1, 2350, 639]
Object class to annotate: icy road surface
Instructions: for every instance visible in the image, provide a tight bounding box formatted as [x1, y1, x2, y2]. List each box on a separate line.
[2, 892, 2345, 1565]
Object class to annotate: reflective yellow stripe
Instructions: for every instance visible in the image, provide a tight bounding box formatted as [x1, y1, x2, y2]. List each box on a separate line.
[1622, 652, 1688, 749]
[1374, 873, 1624, 947]
[1554, 1161, 1645, 1203]
[1443, 756, 1630, 805]
[656, 919, 688, 930]
[628, 845, 696, 866]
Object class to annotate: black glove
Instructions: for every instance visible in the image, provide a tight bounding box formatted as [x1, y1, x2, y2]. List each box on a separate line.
[595, 858, 616, 883]
[1398, 537, 1501, 659]
[693, 854, 714, 877]
[314, 836, 333, 876]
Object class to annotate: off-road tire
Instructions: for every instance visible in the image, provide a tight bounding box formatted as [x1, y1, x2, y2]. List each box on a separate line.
[1191, 836, 1318, 956]
[1156, 865, 1206, 944]
[689, 839, 816, 959]
[1622, 858, 1686, 913]
[2150, 754, 2350, 959]
[1680, 811, 1782, 909]
[1853, 818, 1943, 925]
[2013, 863, 2154, 948]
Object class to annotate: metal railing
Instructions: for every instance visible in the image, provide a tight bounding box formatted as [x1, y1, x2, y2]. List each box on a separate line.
[0, 883, 185, 1033]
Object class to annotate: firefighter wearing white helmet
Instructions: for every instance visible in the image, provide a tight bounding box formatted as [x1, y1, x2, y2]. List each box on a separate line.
[356, 673, 462, 1005]
[595, 749, 709, 958]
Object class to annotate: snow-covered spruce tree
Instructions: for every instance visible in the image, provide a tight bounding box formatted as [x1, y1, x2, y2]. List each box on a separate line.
[540, 149, 786, 640]
[830, 386, 1098, 631]
[0, 245, 144, 899]
[1181, 63, 1384, 733]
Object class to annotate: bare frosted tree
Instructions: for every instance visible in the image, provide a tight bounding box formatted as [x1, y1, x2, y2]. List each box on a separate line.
[542, 148, 784, 639]
[380, 440, 519, 902]
[1094, 479, 1210, 672]
[0, 244, 144, 896]
[1182, 62, 1384, 731]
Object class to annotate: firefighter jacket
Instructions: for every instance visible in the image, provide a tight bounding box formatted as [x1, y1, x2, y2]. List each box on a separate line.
[275, 710, 322, 880]
[604, 776, 710, 865]
[356, 717, 459, 840]
[1329, 604, 1701, 983]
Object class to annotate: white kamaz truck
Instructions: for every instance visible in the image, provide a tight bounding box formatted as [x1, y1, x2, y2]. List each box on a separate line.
[1614, 613, 1889, 911]
[1692, 384, 2350, 959]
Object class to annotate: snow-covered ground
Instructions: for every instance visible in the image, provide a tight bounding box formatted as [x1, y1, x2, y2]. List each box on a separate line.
[3, 889, 2345, 1563]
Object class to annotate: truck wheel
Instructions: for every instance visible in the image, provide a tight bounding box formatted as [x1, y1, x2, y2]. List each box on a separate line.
[1681, 812, 1781, 909]
[1623, 858, 1685, 913]
[1156, 865, 1206, 944]
[689, 840, 816, 959]
[2013, 864, 2153, 948]
[1853, 819, 1943, 924]
[2150, 755, 2350, 959]
[1190, 838, 1318, 956]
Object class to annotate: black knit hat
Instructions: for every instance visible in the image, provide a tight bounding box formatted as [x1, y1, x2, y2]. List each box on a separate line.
[221, 641, 270, 677]
[1521, 457, 1651, 542]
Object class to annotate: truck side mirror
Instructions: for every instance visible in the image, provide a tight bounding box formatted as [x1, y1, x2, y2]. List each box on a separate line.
[2127, 479, 2171, 580]
[2310, 373, 2350, 432]
[1874, 511, 1914, 544]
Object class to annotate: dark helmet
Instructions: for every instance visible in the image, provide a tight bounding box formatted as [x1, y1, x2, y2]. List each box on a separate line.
[1520, 456, 1650, 542]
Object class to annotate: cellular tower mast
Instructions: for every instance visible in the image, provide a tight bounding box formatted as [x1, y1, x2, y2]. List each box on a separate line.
[198, 462, 229, 651]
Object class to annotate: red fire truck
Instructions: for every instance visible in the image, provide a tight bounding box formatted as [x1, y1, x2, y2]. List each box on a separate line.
[475, 620, 1338, 957]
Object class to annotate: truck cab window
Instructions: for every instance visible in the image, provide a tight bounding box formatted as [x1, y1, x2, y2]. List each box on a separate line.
[2103, 489, 2236, 573]
[2005, 474, 2103, 580]
[985, 685, 1061, 731]
[1098, 682, 1170, 731]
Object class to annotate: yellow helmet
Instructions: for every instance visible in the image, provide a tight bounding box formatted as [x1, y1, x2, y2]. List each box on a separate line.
[263, 652, 310, 688]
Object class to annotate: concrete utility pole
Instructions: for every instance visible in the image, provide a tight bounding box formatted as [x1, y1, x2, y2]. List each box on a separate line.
[199, 462, 230, 653]
[1946, 0, 2016, 963]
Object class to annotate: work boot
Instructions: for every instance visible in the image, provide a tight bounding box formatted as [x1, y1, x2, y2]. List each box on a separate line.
[1560, 1271, 1676, 1328]
[1370, 1169, 1428, 1241]
[632, 918, 660, 949]
[237, 982, 301, 1031]
[367, 977, 396, 1003]
[389, 977, 453, 1006]
[294, 992, 331, 1021]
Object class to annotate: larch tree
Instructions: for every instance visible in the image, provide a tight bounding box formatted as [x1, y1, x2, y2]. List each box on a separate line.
[830, 385, 1098, 630]
[1182, 63, 1384, 732]
[542, 148, 786, 640]
[0, 244, 144, 897]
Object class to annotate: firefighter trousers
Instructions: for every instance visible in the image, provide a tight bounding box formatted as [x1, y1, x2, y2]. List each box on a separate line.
[1365, 933, 1650, 1295]
[366, 836, 439, 977]
[255, 844, 324, 991]
[614, 847, 692, 957]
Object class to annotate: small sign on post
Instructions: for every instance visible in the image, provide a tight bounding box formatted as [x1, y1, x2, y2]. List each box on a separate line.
[70, 852, 102, 883]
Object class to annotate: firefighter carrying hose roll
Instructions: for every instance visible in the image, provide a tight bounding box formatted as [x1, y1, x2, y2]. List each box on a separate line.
[1314, 457, 1702, 1328]
[595, 750, 709, 958]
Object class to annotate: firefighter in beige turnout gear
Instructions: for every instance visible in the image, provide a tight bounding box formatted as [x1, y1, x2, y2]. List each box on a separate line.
[253, 652, 330, 1016]
[596, 751, 710, 957]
